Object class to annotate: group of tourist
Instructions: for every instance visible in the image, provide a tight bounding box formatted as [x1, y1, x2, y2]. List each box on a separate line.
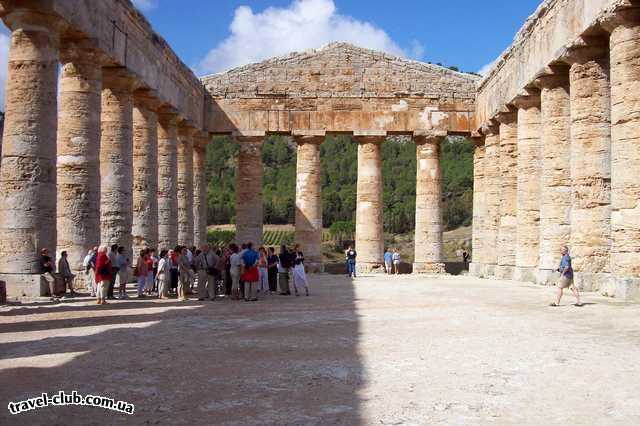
[40, 242, 310, 304]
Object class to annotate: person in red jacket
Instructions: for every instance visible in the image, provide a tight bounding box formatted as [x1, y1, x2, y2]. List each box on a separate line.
[95, 246, 112, 305]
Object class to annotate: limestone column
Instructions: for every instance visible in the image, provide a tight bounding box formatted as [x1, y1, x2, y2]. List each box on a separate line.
[294, 135, 324, 272]
[0, 10, 62, 277]
[604, 9, 640, 300]
[413, 135, 445, 274]
[482, 123, 501, 277]
[193, 133, 209, 248]
[494, 111, 518, 280]
[235, 136, 263, 245]
[56, 41, 104, 276]
[468, 139, 485, 277]
[535, 71, 572, 285]
[561, 40, 611, 291]
[100, 68, 137, 257]
[132, 90, 160, 257]
[177, 123, 195, 247]
[512, 93, 542, 283]
[354, 136, 385, 273]
[157, 110, 179, 250]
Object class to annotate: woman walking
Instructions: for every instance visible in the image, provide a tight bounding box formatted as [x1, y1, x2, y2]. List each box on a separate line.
[292, 244, 309, 296]
[94, 246, 112, 305]
[258, 246, 269, 296]
[550, 246, 582, 307]
[156, 250, 170, 299]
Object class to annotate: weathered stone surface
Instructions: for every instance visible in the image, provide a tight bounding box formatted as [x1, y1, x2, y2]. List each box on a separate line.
[514, 95, 541, 283]
[193, 134, 209, 248]
[413, 136, 445, 274]
[177, 124, 195, 247]
[0, 11, 61, 275]
[355, 136, 385, 273]
[132, 91, 160, 257]
[294, 136, 323, 272]
[482, 127, 501, 275]
[494, 112, 518, 280]
[157, 111, 179, 250]
[56, 42, 103, 274]
[469, 141, 485, 276]
[235, 136, 263, 246]
[536, 72, 572, 285]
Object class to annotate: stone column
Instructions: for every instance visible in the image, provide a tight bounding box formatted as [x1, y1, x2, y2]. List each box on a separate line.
[157, 110, 179, 250]
[413, 135, 445, 274]
[605, 9, 640, 300]
[468, 139, 485, 277]
[482, 123, 501, 277]
[294, 135, 324, 272]
[494, 111, 518, 280]
[562, 40, 611, 291]
[354, 136, 385, 273]
[512, 93, 542, 283]
[235, 136, 264, 246]
[56, 41, 104, 276]
[177, 123, 195, 247]
[193, 133, 209, 248]
[534, 71, 572, 285]
[132, 90, 160, 258]
[0, 10, 62, 279]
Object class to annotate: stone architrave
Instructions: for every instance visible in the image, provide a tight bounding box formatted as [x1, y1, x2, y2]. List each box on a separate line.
[100, 68, 137, 257]
[482, 124, 501, 277]
[132, 90, 161, 258]
[157, 110, 179, 250]
[494, 111, 518, 280]
[354, 135, 385, 273]
[56, 41, 104, 276]
[177, 123, 196, 247]
[561, 40, 612, 291]
[235, 136, 264, 246]
[513, 93, 542, 283]
[0, 11, 62, 280]
[294, 135, 324, 273]
[604, 9, 640, 300]
[468, 139, 486, 277]
[413, 135, 445, 274]
[535, 71, 572, 285]
[193, 133, 209, 248]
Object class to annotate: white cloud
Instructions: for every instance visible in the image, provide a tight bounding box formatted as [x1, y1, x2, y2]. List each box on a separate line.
[0, 31, 9, 110]
[198, 0, 422, 74]
[132, 0, 158, 12]
[478, 59, 497, 76]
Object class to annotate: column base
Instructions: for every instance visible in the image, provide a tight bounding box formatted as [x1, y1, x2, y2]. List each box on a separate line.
[574, 272, 610, 292]
[0, 274, 48, 298]
[412, 262, 446, 274]
[607, 276, 640, 302]
[514, 267, 537, 283]
[536, 268, 558, 286]
[484, 264, 496, 278]
[468, 263, 483, 277]
[494, 265, 515, 280]
[356, 262, 386, 274]
[305, 262, 324, 274]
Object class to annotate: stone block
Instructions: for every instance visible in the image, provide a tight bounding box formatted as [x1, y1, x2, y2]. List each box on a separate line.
[0, 274, 48, 298]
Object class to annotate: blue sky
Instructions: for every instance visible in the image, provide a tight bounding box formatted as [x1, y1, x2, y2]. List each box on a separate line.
[133, 0, 542, 76]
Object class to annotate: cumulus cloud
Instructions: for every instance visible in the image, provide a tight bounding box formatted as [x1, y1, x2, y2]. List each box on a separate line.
[132, 0, 158, 12]
[0, 31, 9, 110]
[198, 0, 421, 75]
[478, 59, 497, 76]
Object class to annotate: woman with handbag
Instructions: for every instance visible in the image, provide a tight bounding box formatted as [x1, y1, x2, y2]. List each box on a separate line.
[94, 246, 112, 305]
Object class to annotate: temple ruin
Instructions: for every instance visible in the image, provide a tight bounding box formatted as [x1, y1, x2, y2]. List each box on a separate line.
[0, 0, 638, 301]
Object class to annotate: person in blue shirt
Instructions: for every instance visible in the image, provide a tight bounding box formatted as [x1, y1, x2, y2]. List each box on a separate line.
[550, 246, 582, 307]
[384, 249, 393, 274]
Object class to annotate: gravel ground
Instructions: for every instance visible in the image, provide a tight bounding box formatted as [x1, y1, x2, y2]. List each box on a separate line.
[1, 274, 639, 425]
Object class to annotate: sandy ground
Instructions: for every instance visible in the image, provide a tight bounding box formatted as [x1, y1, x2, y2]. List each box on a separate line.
[1, 274, 639, 425]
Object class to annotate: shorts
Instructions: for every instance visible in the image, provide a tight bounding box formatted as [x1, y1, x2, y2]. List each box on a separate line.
[558, 275, 573, 289]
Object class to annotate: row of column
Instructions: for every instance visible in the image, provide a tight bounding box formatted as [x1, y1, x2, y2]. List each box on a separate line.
[0, 11, 209, 279]
[235, 134, 445, 273]
[471, 8, 640, 297]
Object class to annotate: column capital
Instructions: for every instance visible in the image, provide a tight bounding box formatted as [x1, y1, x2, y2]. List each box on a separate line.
[59, 38, 110, 66]
[413, 135, 444, 145]
[533, 67, 570, 89]
[353, 135, 386, 144]
[234, 135, 264, 145]
[600, 6, 640, 33]
[157, 106, 180, 126]
[102, 67, 140, 92]
[133, 89, 163, 112]
[512, 92, 541, 110]
[293, 135, 324, 145]
[558, 36, 609, 65]
[480, 120, 500, 136]
[495, 111, 517, 125]
[177, 120, 198, 138]
[3, 7, 68, 34]
[194, 131, 211, 149]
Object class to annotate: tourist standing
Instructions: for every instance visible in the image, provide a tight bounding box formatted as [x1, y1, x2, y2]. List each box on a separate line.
[170, 246, 180, 295]
[57, 251, 76, 296]
[241, 242, 260, 301]
[177, 247, 191, 301]
[346, 246, 357, 278]
[40, 248, 58, 300]
[150, 248, 159, 293]
[550, 246, 582, 307]
[95, 246, 112, 305]
[384, 248, 393, 274]
[83, 248, 97, 297]
[292, 244, 309, 296]
[144, 251, 154, 295]
[107, 244, 119, 299]
[267, 247, 279, 293]
[258, 246, 269, 295]
[156, 250, 170, 299]
[278, 245, 292, 295]
[116, 246, 129, 299]
[392, 249, 401, 275]
[229, 244, 241, 300]
[134, 249, 148, 298]
[222, 247, 232, 296]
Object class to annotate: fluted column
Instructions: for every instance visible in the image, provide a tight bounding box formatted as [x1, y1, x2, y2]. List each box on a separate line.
[177, 123, 195, 247]
[482, 124, 501, 277]
[235, 136, 263, 246]
[100, 68, 136, 256]
[494, 111, 518, 280]
[157, 110, 179, 250]
[605, 9, 640, 300]
[294, 135, 324, 272]
[469, 139, 485, 277]
[413, 135, 445, 274]
[513, 93, 542, 283]
[193, 133, 209, 248]
[132, 90, 160, 257]
[355, 136, 385, 273]
[562, 40, 611, 291]
[535, 71, 572, 285]
[56, 41, 104, 276]
[0, 10, 62, 276]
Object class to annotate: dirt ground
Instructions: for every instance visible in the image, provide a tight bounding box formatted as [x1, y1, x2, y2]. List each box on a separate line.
[1, 274, 639, 425]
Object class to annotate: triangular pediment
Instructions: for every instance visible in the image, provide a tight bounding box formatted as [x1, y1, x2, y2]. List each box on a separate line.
[202, 42, 478, 99]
